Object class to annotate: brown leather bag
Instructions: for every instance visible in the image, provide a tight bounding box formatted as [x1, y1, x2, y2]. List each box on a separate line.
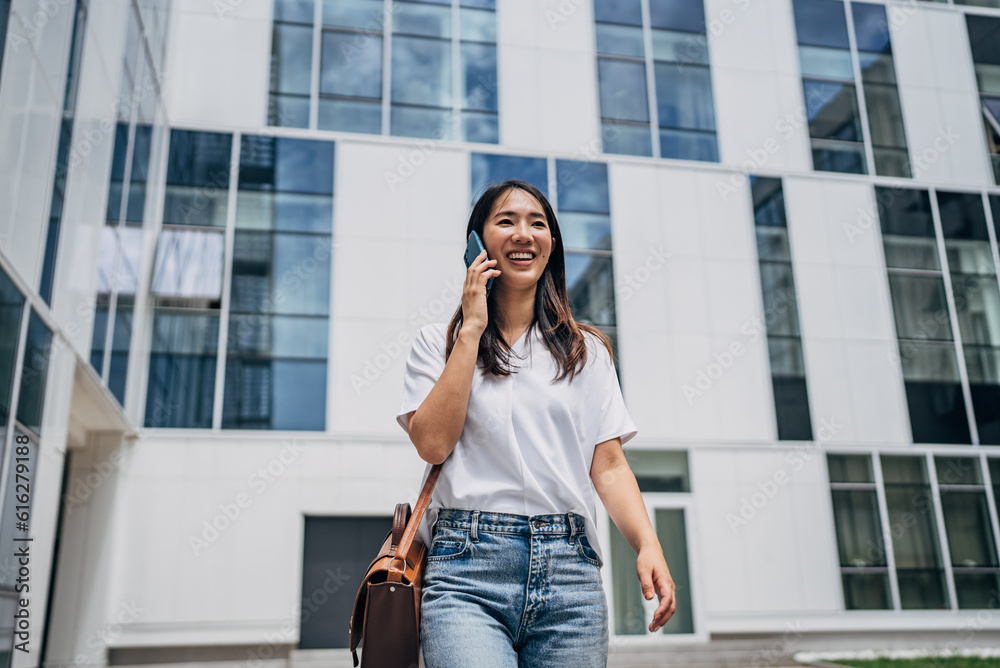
[349, 463, 443, 667]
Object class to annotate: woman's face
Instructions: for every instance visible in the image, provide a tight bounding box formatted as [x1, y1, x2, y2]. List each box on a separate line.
[481, 188, 554, 292]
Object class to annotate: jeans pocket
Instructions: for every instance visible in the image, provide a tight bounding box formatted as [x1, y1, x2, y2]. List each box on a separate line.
[576, 534, 603, 568]
[426, 526, 471, 561]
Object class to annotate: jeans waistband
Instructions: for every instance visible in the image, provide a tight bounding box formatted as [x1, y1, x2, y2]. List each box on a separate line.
[434, 508, 586, 539]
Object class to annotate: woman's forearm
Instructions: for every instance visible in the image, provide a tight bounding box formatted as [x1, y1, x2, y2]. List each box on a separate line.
[408, 327, 482, 465]
[593, 457, 661, 554]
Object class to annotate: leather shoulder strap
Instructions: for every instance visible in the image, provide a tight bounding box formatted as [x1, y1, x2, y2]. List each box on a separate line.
[387, 463, 442, 580]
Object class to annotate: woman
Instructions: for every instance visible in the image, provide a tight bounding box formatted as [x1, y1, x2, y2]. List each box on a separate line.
[396, 179, 676, 667]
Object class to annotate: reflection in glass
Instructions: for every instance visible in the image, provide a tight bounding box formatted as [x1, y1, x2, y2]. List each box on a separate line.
[470, 154, 548, 202]
[152, 230, 225, 300]
[321, 31, 382, 99]
[15, 312, 51, 434]
[391, 35, 451, 107]
[598, 58, 649, 123]
[566, 253, 616, 326]
[145, 312, 219, 428]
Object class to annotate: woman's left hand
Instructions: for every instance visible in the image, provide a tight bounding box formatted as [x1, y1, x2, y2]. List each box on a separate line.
[636, 545, 676, 633]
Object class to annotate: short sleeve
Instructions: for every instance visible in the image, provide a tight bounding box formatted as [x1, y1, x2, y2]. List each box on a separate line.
[594, 340, 638, 447]
[396, 324, 448, 433]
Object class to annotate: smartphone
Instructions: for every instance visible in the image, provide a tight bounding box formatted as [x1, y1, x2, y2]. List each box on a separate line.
[464, 230, 494, 297]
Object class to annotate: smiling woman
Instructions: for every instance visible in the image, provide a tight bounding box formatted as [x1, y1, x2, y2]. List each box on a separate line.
[393, 179, 678, 668]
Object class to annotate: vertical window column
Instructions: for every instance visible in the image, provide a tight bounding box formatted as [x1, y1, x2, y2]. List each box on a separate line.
[751, 177, 813, 441]
[851, 2, 910, 177]
[935, 456, 1000, 609]
[828, 454, 892, 609]
[594, 0, 651, 156]
[268, 0, 314, 128]
[877, 187, 972, 444]
[146, 130, 232, 428]
[792, 0, 867, 174]
[320, 0, 384, 134]
[966, 15, 1000, 185]
[938, 192, 1000, 444]
[224, 136, 334, 431]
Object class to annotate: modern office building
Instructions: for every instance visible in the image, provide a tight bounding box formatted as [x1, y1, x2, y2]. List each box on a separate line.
[1, 0, 1000, 665]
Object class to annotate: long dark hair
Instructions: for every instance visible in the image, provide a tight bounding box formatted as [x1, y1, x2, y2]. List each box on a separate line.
[443, 179, 615, 382]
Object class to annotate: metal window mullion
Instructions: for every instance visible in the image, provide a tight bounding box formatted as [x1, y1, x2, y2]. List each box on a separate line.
[928, 187, 981, 445]
[212, 134, 241, 431]
[980, 452, 1000, 574]
[871, 452, 902, 610]
[452, 0, 461, 140]
[382, 0, 393, 135]
[843, 0, 877, 177]
[926, 451, 960, 610]
[311, 0, 322, 130]
[638, 0, 659, 158]
[981, 192, 1000, 305]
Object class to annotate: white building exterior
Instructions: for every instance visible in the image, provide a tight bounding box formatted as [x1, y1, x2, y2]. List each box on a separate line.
[1, 0, 1000, 666]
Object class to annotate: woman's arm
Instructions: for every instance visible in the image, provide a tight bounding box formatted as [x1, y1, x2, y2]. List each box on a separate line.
[591, 437, 677, 632]
[407, 327, 482, 465]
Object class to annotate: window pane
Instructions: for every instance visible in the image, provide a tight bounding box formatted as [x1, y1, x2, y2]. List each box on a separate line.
[598, 58, 649, 123]
[864, 83, 907, 150]
[652, 29, 707, 65]
[460, 7, 495, 42]
[557, 212, 612, 251]
[935, 456, 983, 486]
[654, 63, 715, 131]
[0, 429, 38, 588]
[648, 0, 705, 33]
[660, 128, 718, 162]
[940, 491, 998, 568]
[952, 276, 1000, 347]
[594, 0, 642, 26]
[851, 2, 891, 53]
[391, 104, 453, 139]
[654, 509, 694, 634]
[321, 31, 383, 98]
[756, 227, 791, 262]
[166, 130, 233, 189]
[271, 22, 313, 95]
[470, 153, 548, 201]
[759, 264, 802, 337]
[831, 490, 885, 567]
[792, 0, 850, 48]
[828, 454, 874, 483]
[898, 341, 959, 381]
[240, 136, 335, 195]
[566, 254, 616, 326]
[939, 192, 990, 241]
[152, 230, 225, 299]
[966, 345, 1000, 384]
[276, 0, 314, 23]
[768, 336, 806, 375]
[162, 187, 229, 228]
[322, 0, 384, 30]
[461, 110, 499, 143]
[842, 572, 891, 610]
[946, 240, 995, 276]
[751, 177, 787, 227]
[394, 1, 451, 38]
[228, 315, 328, 358]
[904, 380, 972, 444]
[773, 375, 813, 440]
[597, 23, 644, 58]
[876, 187, 934, 238]
[461, 42, 498, 111]
[391, 35, 451, 107]
[798, 45, 854, 80]
[603, 122, 652, 156]
[811, 140, 866, 174]
[145, 312, 219, 428]
[236, 192, 334, 233]
[318, 97, 382, 133]
[804, 80, 863, 142]
[555, 161, 610, 213]
[223, 358, 326, 430]
[882, 236, 940, 271]
[887, 274, 953, 342]
[269, 93, 310, 128]
[858, 52, 897, 85]
[16, 311, 52, 433]
[231, 232, 331, 315]
[970, 373, 1000, 444]
[626, 449, 689, 492]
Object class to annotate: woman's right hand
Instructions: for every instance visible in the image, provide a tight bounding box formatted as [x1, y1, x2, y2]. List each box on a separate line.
[462, 249, 500, 338]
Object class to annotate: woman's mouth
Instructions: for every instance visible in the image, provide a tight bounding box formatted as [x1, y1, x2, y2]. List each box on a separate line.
[505, 252, 535, 266]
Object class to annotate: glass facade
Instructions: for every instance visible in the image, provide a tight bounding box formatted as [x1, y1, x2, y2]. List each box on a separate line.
[751, 177, 814, 441]
[269, 0, 499, 142]
[594, 0, 718, 160]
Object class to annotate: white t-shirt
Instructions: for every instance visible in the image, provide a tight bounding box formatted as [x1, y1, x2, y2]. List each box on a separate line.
[395, 321, 637, 566]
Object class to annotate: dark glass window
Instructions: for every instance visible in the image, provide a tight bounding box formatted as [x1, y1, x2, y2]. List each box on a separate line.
[145, 312, 219, 428]
[966, 15, 1000, 184]
[16, 311, 52, 434]
[626, 449, 690, 492]
[300, 516, 392, 648]
[470, 154, 548, 202]
[224, 137, 335, 431]
[0, 270, 24, 422]
[792, 0, 850, 48]
[163, 130, 233, 227]
[752, 177, 813, 441]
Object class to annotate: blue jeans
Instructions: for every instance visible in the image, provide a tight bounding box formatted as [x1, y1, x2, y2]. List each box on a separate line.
[419, 508, 609, 668]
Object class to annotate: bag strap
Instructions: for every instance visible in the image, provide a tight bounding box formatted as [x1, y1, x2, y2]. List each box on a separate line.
[387, 462, 442, 582]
